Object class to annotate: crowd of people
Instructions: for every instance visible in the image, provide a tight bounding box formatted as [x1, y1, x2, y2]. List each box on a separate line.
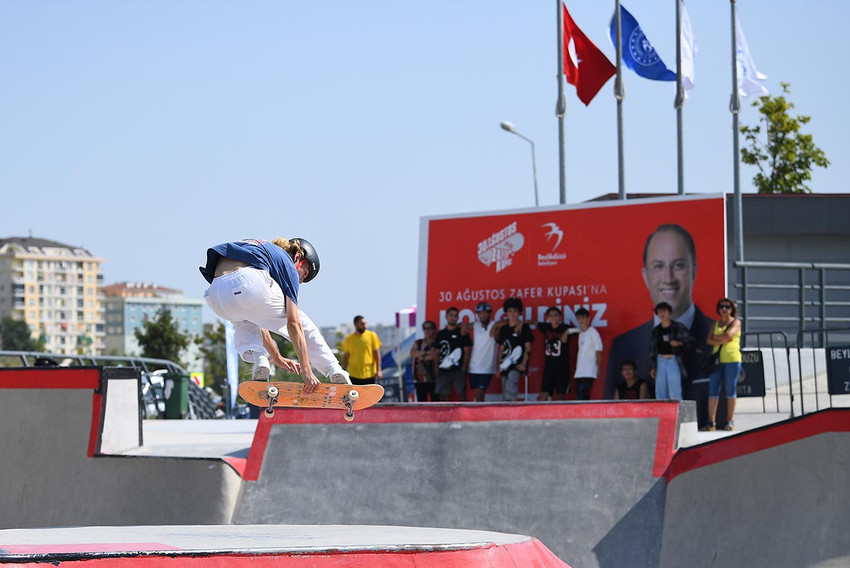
[406, 295, 742, 431]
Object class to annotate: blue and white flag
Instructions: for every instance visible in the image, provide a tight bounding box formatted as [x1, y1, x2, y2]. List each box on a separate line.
[610, 5, 676, 81]
[735, 17, 768, 98]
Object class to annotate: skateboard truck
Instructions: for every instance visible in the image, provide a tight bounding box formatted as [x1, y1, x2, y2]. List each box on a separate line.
[264, 385, 280, 418]
[342, 388, 360, 422]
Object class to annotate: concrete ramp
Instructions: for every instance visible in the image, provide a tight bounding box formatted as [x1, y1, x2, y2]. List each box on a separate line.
[661, 409, 850, 568]
[0, 367, 242, 528]
[0, 524, 570, 567]
[237, 402, 688, 567]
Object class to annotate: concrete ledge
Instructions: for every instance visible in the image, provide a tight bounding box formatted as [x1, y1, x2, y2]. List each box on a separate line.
[0, 525, 570, 567]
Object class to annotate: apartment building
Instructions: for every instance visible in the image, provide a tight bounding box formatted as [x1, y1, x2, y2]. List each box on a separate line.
[102, 282, 204, 369]
[0, 236, 105, 354]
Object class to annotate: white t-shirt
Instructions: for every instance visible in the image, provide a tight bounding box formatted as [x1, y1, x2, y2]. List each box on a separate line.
[575, 326, 603, 378]
[468, 320, 497, 374]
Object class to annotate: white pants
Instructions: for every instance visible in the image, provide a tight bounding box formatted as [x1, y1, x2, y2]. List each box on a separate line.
[204, 268, 343, 377]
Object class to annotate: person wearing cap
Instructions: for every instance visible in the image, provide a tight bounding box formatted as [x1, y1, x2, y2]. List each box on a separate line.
[200, 237, 351, 394]
[648, 301, 694, 401]
[467, 301, 498, 402]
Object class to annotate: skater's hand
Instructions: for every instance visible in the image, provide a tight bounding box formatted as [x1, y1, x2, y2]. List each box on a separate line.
[301, 369, 320, 393]
[280, 358, 301, 374]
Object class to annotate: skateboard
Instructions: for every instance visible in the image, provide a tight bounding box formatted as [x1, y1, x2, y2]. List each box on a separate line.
[238, 381, 384, 421]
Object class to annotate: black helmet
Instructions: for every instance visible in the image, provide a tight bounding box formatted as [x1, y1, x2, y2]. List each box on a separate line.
[293, 237, 320, 283]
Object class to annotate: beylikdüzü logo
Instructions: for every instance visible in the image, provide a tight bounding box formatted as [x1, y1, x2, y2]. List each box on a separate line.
[538, 222, 567, 267]
[478, 222, 524, 272]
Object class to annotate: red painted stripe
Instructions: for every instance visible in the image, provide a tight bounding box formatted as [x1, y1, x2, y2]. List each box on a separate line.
[0, 538, 569, 567]
[242, 402, 680, 481]
[665, 409, 850, 482]
[0, 367, 101, 389]
[88, 392, 103, 458]
[222, 457, 247, 477]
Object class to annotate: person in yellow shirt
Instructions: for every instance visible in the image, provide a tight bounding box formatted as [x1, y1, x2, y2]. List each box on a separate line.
[342, 315, 382, 385]
[704, 298, 742, 432]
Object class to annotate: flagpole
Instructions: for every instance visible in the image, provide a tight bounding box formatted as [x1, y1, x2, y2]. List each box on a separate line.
[675, 0, 685, 195]
[614, 0, 625, 199]
[730, 0, 744, 264]
[556, 0, 567, 204]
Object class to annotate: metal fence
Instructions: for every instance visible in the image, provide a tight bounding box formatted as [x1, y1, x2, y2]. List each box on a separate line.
[735, 261, 850, 342]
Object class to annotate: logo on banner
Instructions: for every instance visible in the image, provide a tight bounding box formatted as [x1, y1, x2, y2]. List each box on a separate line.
[538, 222, 567, 267]
[478, 222, 524, 272]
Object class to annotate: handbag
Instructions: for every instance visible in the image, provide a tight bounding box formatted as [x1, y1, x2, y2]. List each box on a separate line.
[700, 348, 720, 376]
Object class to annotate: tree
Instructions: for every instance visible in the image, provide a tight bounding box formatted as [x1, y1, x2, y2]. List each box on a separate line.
[134, 308, 189, 366]
[740, 82, 829, 194]
[0, 317, 43, 351]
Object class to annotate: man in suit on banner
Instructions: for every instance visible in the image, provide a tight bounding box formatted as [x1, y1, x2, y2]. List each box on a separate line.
[605, 224, 713, 426]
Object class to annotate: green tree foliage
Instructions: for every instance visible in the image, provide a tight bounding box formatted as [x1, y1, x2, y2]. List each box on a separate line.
[134, 308, 189, 366]
[0, 317, 43, 351]
[740, 82, 829, 194]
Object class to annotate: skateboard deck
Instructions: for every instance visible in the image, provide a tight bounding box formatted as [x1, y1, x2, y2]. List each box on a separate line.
[238, 381, 384, 421]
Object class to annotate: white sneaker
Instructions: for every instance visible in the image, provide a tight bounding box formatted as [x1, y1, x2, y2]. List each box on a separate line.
[253, 354, 271, 381]
[331, 370, 352, 384]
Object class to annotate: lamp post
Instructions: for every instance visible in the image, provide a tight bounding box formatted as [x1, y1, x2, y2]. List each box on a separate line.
[500, 121, 539, 207]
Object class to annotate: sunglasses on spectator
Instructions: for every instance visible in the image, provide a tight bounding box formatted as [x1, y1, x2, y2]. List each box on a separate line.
[423, 325, 436, 330]
[718, 304, 733, 310]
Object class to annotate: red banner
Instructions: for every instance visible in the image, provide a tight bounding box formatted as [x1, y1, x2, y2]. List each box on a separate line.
[418, 196, 727, 399]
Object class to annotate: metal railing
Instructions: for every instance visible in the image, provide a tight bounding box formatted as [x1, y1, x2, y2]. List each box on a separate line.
[735, 261, 850, 343]
[0, 350, 188, 374]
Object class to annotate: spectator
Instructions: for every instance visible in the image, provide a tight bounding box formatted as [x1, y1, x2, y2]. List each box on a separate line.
[467, 302, 498, 402]
[574, 307, 603, 401]
[342, 315, 382, 385]
[614, 359, 651, 400]
[435, 307, 471, 401]
[537, 306, 578, 401]
[410, 320, 439, 402]
[704, 298, 743, 431]
[649, 302, 694, 400]
[492, 297, 534, 402]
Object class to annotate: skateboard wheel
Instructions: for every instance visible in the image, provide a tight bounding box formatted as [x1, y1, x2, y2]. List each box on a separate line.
[264, 408, 275, 418]
[347, 389, 360, 401]
[267, 385, 279, 397]
[344, 411, 355, 422]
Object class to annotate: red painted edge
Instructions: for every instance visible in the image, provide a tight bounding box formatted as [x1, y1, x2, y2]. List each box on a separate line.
[88, 391, 103, 458]
[665, 408, 850, 482]
[242, 402, 680, 482]
[222, 457, 247, 478]
[0, 367, 101, 389]
[0, 538, 570, 567]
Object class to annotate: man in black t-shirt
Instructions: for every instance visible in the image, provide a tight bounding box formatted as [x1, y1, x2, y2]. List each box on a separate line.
[492, 297, 534, 401]
[537, 306, 578, 401]
[435, 306, 472, 401]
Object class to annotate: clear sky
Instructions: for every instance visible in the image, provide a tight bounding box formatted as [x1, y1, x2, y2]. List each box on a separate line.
[1, 1, 844, 328]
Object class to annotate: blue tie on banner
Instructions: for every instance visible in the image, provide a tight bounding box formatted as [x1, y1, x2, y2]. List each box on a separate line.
[610, 5, 676, 81]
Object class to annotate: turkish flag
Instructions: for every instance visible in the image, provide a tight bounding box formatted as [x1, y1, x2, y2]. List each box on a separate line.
[563, 3, 615, 105]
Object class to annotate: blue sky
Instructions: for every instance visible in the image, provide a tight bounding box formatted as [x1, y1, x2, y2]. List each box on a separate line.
[1, 1, 844, 328]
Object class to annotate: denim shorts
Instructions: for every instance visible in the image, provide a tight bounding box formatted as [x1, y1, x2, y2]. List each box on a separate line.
[709, 362, 741, 398]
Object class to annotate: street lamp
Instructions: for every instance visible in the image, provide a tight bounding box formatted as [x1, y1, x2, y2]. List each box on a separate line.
[500, 121, 539, 207]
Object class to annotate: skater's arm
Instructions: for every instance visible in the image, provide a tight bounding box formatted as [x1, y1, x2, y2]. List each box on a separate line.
[261, 329, 300, 374]
[285, 300, 319, 393]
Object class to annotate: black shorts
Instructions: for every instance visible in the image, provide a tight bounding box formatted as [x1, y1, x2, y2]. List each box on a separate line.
[540, 364, 570, 395]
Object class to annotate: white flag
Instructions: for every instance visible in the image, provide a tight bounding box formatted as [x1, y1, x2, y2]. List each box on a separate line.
[735, 18, 768, 98]
[680, 2, 697, 92]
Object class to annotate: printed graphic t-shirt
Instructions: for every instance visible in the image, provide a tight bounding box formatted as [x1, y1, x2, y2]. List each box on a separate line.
[497, 323, 534, 372]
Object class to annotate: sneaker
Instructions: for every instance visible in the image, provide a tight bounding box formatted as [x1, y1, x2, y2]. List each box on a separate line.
[723, 421, 735, 431]
[700, 422, 716, 432]
[330, 370, 352, 384]
[253, 354, 271, 381]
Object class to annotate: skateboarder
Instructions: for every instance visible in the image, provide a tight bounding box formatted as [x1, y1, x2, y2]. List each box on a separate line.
[200, 237, 350, 394]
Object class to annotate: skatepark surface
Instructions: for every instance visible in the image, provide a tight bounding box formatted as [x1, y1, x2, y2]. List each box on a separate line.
[1, 366, 849, 567]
